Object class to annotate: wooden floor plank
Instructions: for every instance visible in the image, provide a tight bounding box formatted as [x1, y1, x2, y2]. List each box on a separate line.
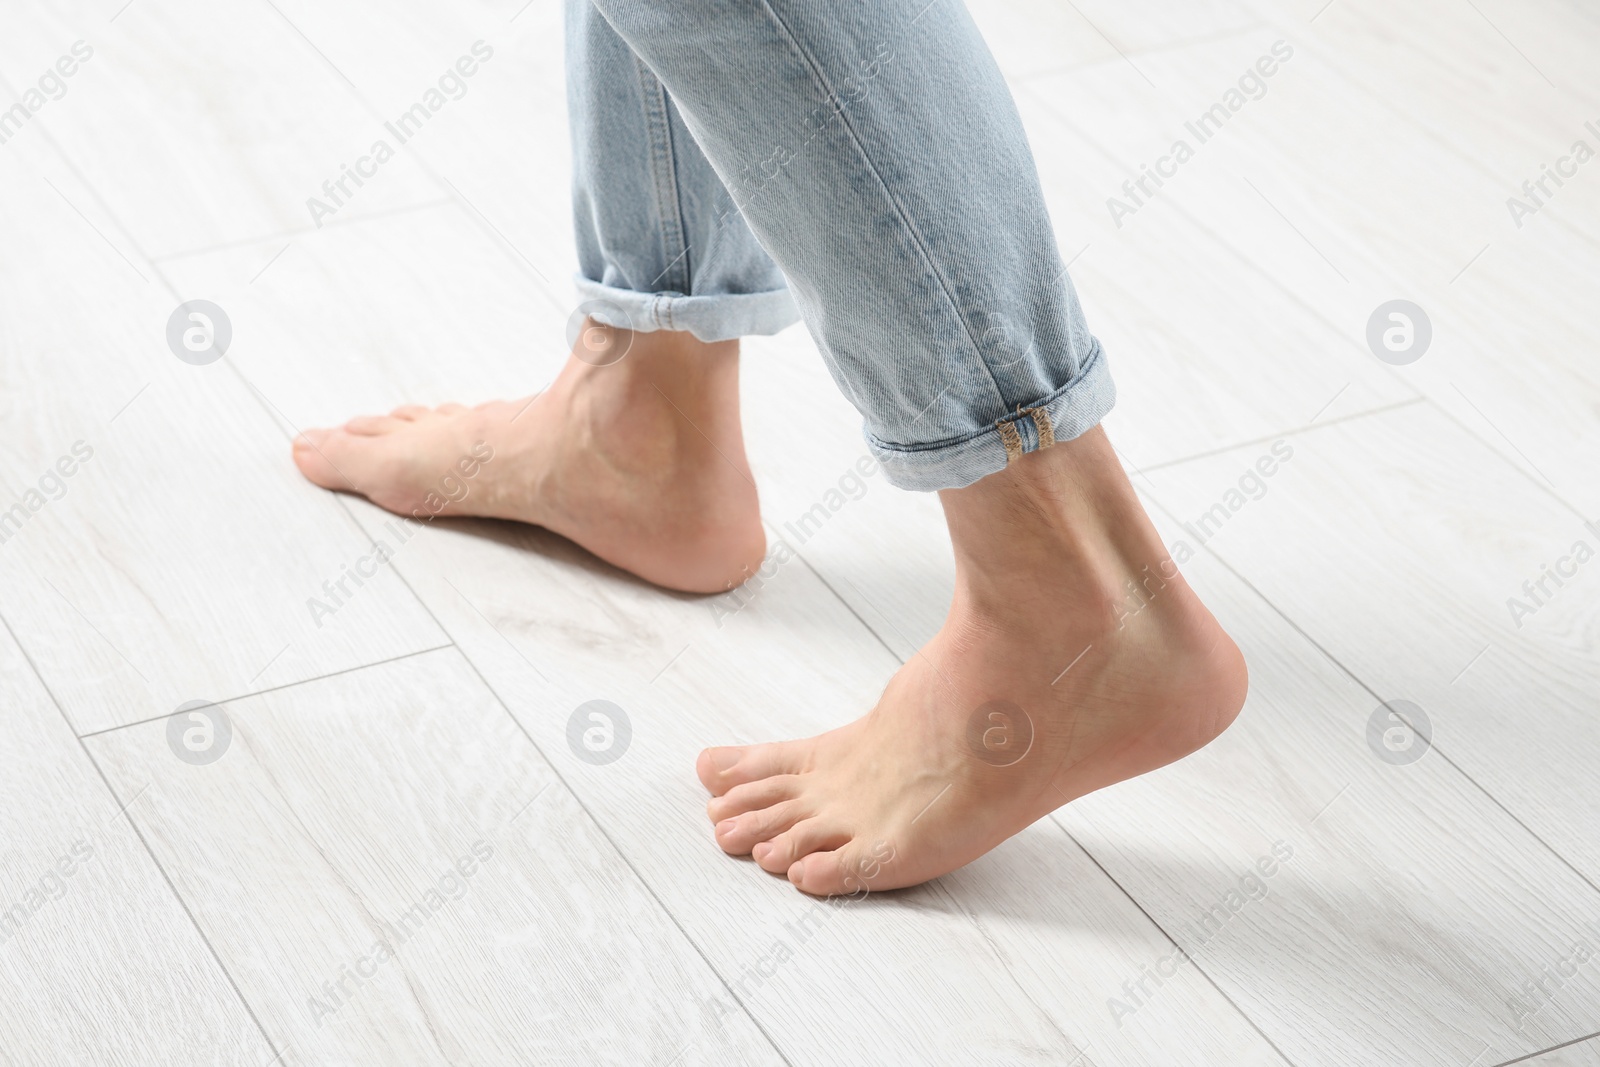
[0, 0, 441, 257]
[0, 140, 446, 735]
[1142, 403, 1600, 939]
[0, 621, 272, 1066]
[1526, 1035, 1600, 1067]
[1243, 0, 1600, 114]
[975, 0, 1263, 83]
[1021, 23, 1600, 513]
[246, 0, 577, 310]
[85, 647, 783, 1066]
[1061, 526, 1600, 1066]
[1009, 54, 1418, 472]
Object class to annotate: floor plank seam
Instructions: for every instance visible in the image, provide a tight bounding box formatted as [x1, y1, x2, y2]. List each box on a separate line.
[254, 11, 571, 316]
[1011, 22, 1272, 87]
[763, 518, 905, 664]
[1134, 395, 1427, 473]
[368, 546, 799, 1066]
[0, 609, 286, 1066]
[74, 643, 458, 740]
[1047, 814, 1299, 1066]
[150, 249, 466, 676]
[1135, 483, 1600, 905]
[18, 116, 152, 281]
[1423, 395, 1595, 525]
[1021, 78, 1440, 396]
[931, 880, 1090, 1062]
[1492, 1027, 1600, 1067]
[146, 196, 455, 264]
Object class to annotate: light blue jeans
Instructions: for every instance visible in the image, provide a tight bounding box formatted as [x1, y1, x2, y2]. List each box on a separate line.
[566, 0, 1114, 491]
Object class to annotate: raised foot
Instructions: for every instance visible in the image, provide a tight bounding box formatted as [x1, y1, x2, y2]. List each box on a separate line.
[698, 589, 1247, 896]
[290, 329, 765, 594]
[697, 423, 1249, 896]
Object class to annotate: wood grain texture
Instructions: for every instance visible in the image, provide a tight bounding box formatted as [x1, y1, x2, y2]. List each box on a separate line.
[158, 202, 554, 429]
[1527, 1036, 1600, 1066]
[0, 0, 441, 257]
[1009, 54, 1419, 472]
[973, 0, 1263, 82]
[249, 0, 577, 306]
[1021, 21, 1600, 514]
[1242, 0, 1600, 113]
[1061, 532, 1600, 1066]
[966, 1, 1131, 81]
[1142, 403, 1600, 914]
[0, 622, 271, 1066]
[0, 141, 446, 735]
[85, 647, 783, 1067]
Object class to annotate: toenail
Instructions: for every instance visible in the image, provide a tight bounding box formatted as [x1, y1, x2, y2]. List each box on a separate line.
[752, 842, 769, 860]
[710, 750, 741, 772]
[787, 862, 803, 884]
[716, 819, 735, 836]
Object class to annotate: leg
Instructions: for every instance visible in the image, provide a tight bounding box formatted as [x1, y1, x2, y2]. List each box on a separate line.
[292, 1, 797, 594]
[562, 1, 1243, 890]
[581, 0, 1114, 485]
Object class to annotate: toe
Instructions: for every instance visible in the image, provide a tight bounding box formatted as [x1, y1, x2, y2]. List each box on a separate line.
[389, 405, 431, 421]
[713, 800, 805, 856]
[696, 741, 806, 796]
[344, 414, 406, 436]
[291, 428, 360, 492]
[788, 839, 900, 897]
[293, 426, 330, 452]
[752, 818, 849, 875]
[435, 402, 468, 415]
[706, 775, 801, 823]
[786, 850, 854, 896]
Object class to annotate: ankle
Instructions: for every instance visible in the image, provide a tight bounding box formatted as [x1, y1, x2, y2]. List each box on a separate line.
[556, 321, 749, 463]
[940, 426, 1166, 622]
[567, 320, 739, 402]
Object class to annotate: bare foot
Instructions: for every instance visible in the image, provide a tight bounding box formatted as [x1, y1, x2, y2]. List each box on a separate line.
[291, 323, 765, 593]
[697, 426, 1248, 895]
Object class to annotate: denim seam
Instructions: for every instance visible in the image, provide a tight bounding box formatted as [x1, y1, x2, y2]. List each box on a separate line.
[997, 419, 1023, 464]
[1028, 406, 1055, 449]
[633, 56, 691, 296]
[865, 340, 1104, 455]
[752, 0, 1008, 415]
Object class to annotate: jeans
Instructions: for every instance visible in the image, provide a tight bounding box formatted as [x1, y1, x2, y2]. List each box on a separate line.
[566, 0, 1114, 491]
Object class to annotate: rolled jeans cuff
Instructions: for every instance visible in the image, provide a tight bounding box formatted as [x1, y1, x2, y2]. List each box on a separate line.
[869, 341, 1117, 492]
[573, 275, 801, 343]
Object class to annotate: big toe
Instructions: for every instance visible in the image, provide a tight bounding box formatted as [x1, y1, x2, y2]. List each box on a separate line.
[291, 428, 366, 493]
[787, 840, 893, 897]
